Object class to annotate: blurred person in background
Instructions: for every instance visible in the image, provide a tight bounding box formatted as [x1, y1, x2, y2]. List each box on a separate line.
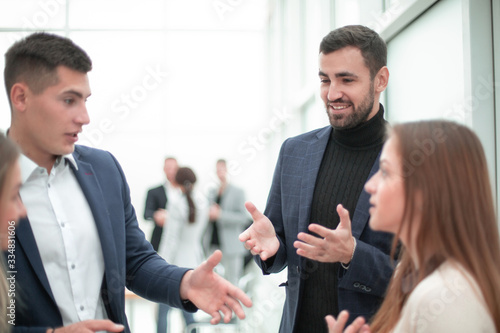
[144, 157, 179, 252]
[204, 159, 248, 286]
[158, 167, 208, 333]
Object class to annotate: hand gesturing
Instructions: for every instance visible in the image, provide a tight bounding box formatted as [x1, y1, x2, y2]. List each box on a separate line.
[294, 204, 355, 263]
[239, 201, 280, 261]
[180, 250, 253, 324]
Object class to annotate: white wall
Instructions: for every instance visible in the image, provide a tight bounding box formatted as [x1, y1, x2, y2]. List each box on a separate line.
[383, 0, 497, 207]
[386, 0, 465, 123]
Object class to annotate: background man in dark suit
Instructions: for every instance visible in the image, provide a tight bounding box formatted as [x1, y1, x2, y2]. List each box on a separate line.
[240, 25, 394, 332]
[144, 157, 179, 251]
[5, 32, 251, 333]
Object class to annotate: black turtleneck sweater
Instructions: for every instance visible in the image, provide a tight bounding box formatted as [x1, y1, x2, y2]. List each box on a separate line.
[294, 106, 386, 333]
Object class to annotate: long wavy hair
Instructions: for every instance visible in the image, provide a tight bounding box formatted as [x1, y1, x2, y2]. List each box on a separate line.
[0, 132, 20, 333]
[370, 120, 500, 332]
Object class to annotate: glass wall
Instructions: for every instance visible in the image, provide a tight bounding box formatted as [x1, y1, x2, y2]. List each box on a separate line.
[0, 0, 271, 215]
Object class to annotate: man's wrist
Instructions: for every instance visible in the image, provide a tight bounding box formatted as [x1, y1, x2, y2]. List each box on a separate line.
[341, 237, 357, 270]
[179, 269, 193, 300]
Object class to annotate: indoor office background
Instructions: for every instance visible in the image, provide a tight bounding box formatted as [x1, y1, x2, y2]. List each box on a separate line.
[0, 0, 499, 332]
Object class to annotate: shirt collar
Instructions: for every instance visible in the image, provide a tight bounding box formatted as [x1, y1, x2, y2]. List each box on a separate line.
[19, 154, 38, 184]
[64, 154, 78, 170]
[20, 153, 79, 184]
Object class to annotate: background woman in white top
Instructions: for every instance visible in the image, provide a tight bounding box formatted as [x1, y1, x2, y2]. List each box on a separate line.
[325, 120, 500, 333]
[157, 166, 208, 333]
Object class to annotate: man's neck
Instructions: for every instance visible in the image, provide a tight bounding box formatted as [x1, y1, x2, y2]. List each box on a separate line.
[8, 126, 57, 173]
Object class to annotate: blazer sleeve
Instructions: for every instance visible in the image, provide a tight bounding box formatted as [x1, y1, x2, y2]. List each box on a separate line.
[255, 141, 289, 274]
[338, 234, 394, 298]
[105, 153, 195, 312]
[13, 327, 51, 333]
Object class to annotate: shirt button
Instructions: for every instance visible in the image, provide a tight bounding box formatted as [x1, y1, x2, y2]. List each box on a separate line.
[61, 222, 65, 228]
[47, 183, 51, 188]
[80, 305, 84, 311]
[71, 264, 76, 269]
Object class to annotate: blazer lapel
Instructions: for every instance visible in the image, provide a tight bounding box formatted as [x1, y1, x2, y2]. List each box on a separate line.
[298, 126, 332, 232]
[16, 216, 56, 302]
[69, 153, 122, 321]
[351, 151, 381, 238]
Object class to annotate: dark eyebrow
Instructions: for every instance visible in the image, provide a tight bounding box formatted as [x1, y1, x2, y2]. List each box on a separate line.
[318, 70, 359, 78]
[335, 71, 358, 78]
[62, 90, 91, 99]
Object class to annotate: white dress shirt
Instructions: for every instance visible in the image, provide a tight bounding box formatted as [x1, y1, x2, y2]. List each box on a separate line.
[19, 154, 108, 326]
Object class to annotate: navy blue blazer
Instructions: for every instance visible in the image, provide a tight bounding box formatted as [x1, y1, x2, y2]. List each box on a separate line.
[256, 125, 394, 333]
[12, 146, 194, 333]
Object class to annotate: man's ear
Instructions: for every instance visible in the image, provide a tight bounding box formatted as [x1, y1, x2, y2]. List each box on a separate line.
[10, 83, 29, 112]
[374, 66, 389, 93]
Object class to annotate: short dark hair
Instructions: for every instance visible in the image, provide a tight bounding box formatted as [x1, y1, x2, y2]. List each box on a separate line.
[319, 25, 387, 79]
[4, 32, 92, 103]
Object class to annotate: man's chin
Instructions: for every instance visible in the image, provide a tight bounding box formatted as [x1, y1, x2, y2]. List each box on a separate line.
[61, 144, 76, 155]
[329, 115, 351, 130]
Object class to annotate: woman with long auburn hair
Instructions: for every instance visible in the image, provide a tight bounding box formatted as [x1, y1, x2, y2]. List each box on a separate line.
[0, 132, 26, 333]
[327, 120, 500, 333]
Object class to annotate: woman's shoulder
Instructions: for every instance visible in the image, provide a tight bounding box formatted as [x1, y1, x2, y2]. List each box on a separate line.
[416, 261, 484, 298]
[396, 261, 495, 333]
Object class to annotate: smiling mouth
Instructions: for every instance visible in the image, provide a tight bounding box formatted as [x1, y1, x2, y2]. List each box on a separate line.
[328, 104, 351, 111]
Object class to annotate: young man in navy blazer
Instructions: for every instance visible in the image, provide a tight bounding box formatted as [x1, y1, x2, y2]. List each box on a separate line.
[5, 32, 251, 333]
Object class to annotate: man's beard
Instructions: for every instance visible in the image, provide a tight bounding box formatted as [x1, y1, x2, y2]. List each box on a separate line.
[326, 83, 375, 130]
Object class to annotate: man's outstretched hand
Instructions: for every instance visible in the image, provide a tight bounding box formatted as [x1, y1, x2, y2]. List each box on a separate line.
[179, 250, 253, 325]
[239, 201, 280, 261]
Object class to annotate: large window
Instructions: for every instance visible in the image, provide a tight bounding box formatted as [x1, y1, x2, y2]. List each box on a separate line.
[0, 0, 270, 210]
